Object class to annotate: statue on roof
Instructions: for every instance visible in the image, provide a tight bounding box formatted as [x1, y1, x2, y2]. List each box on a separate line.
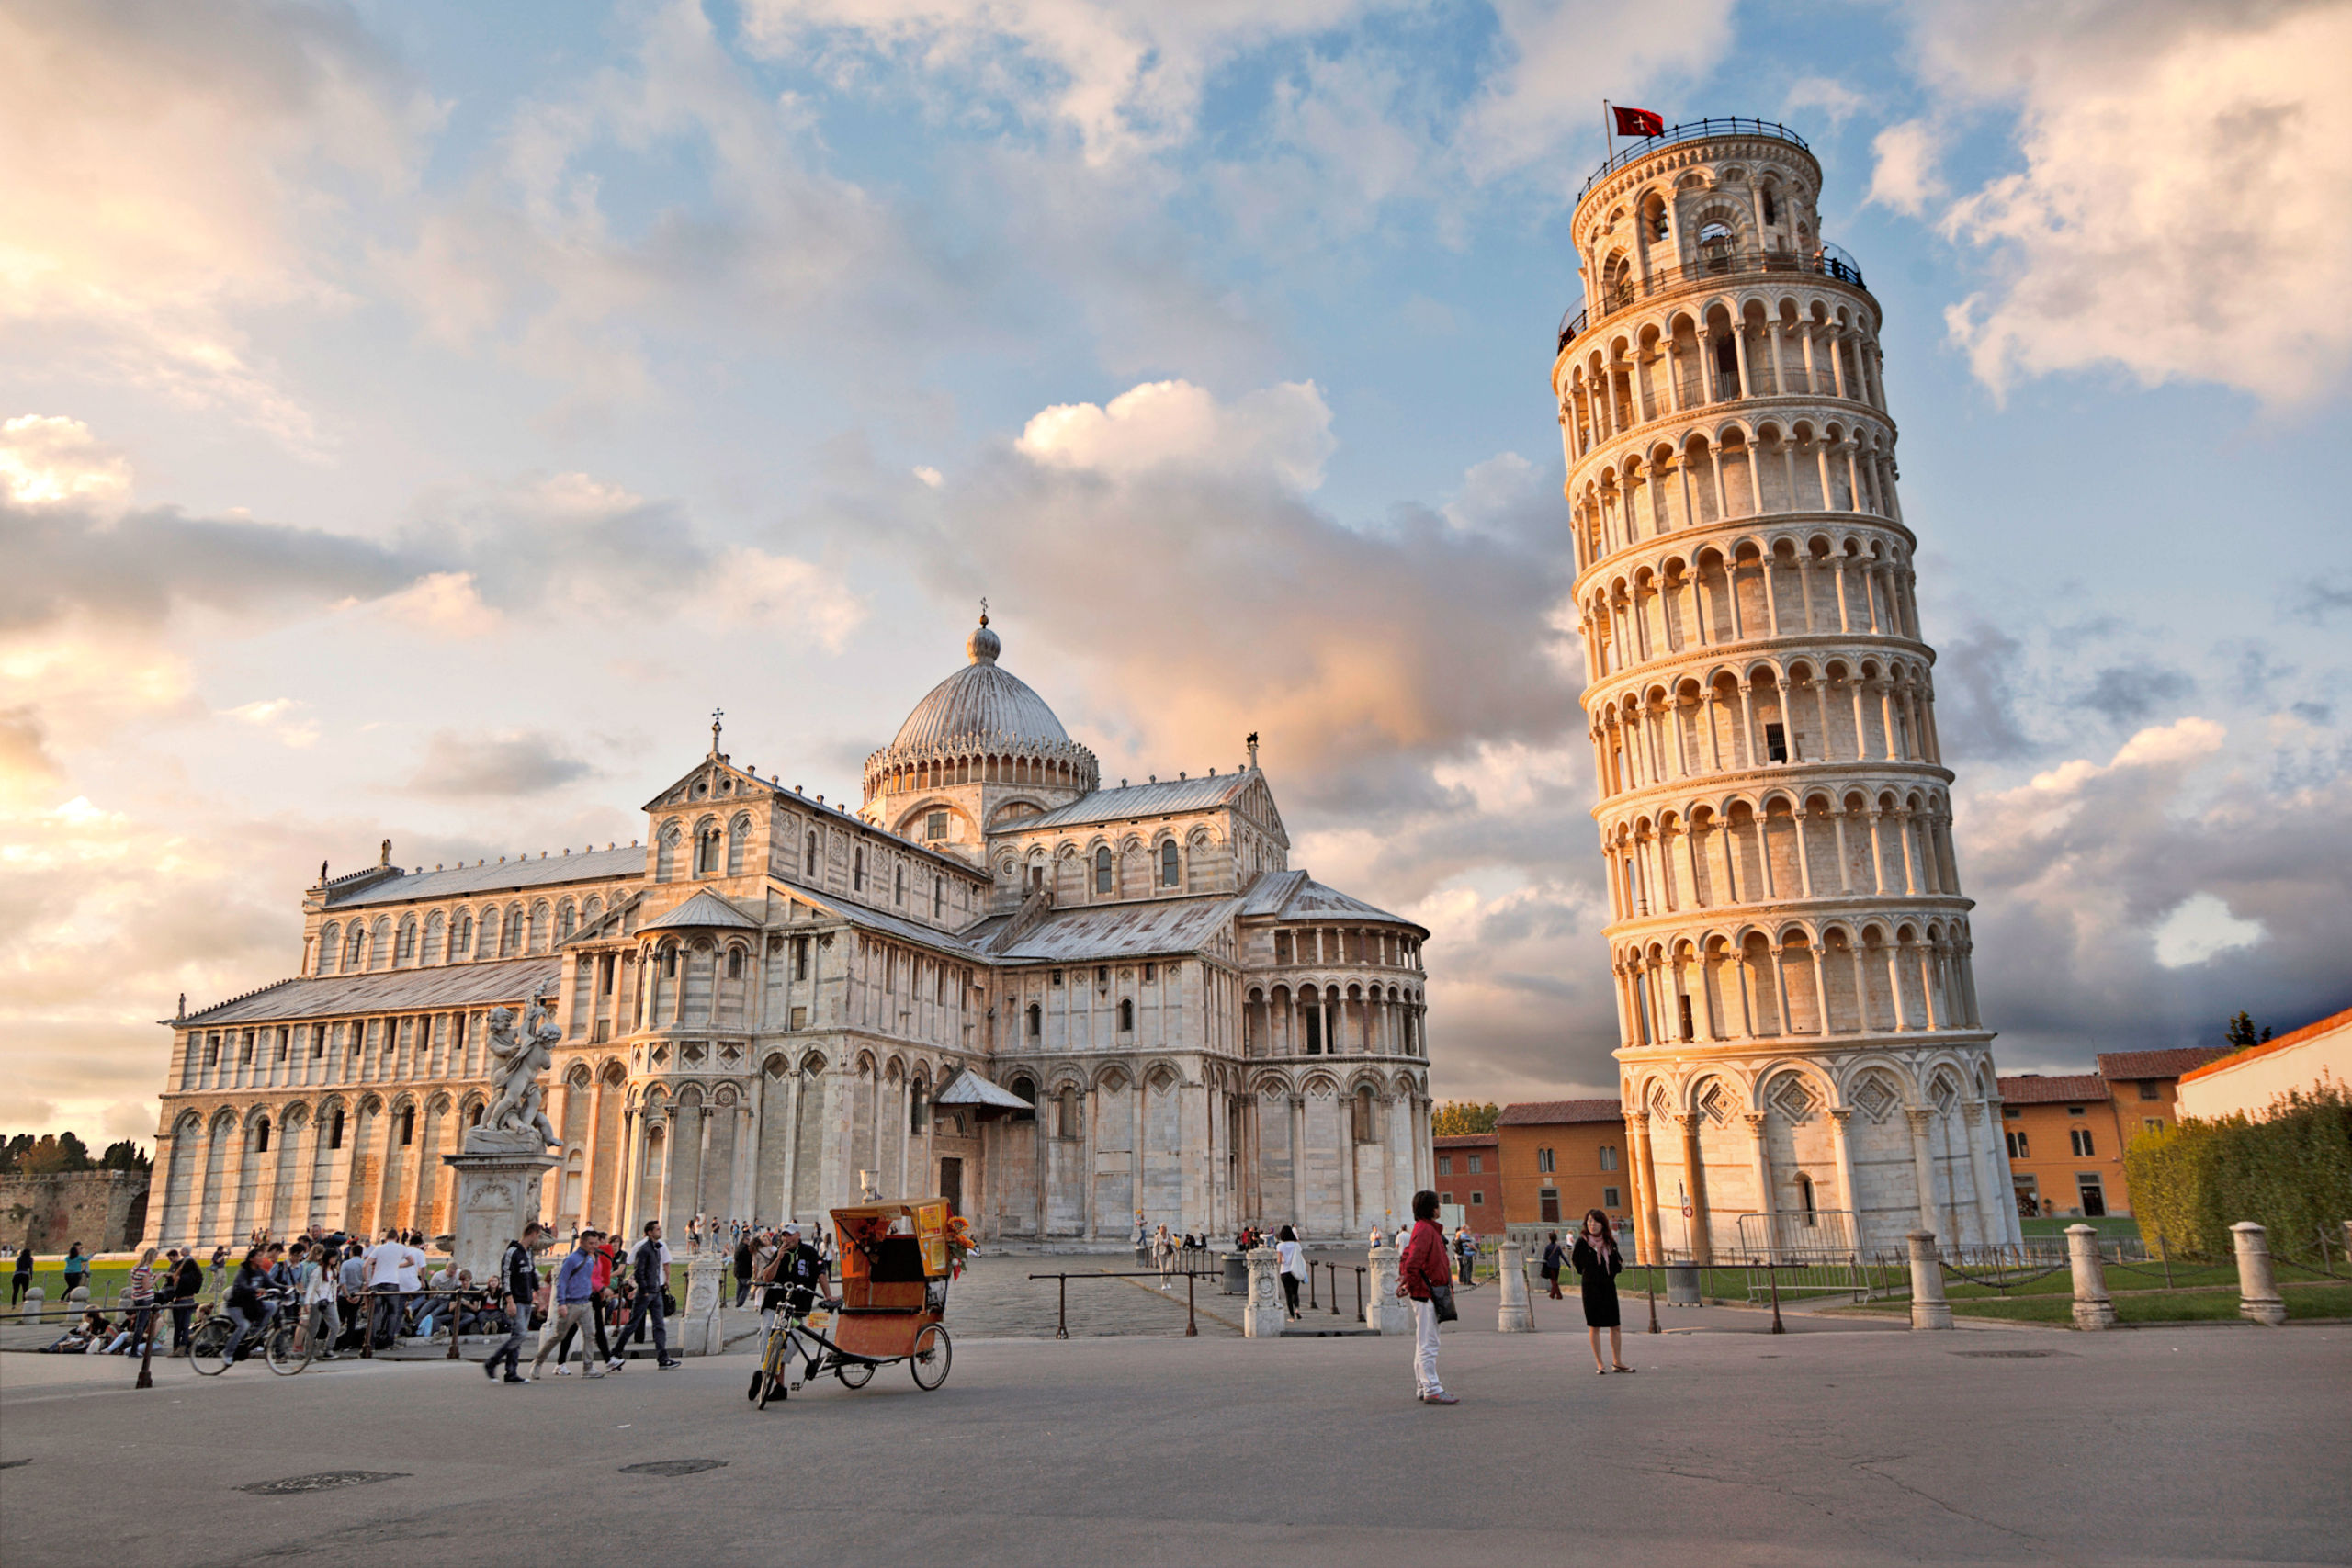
[467, 983, 560, 1155]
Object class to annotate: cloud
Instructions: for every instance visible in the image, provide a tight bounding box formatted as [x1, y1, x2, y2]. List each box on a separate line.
[2077, 663, 2194, 725]
[1016, 378, 1336, 491]
[1866, 118, 1944, 216]
[738, 0, 1376, 164]
[0, 0, 439, 444]
[405, 729, 594, 797]
[0, 416, 131, 506]
[0, 704, 64, 805]
[379, 570, 501, 638]
[1783, 76, 1866, 127]
[1920, 1, 2352, 401]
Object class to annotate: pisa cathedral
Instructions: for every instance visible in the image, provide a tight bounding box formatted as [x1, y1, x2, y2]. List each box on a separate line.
[144, 616, 1433, 1251]
[1560, 119, 2023, 1259]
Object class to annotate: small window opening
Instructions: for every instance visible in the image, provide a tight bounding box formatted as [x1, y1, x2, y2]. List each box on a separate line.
[1159, 841, 1179, 887]
[1119, 998, 1135, 1032]
[1094, 847, 1114, 894]
[1766, 722, 1788, 763]
[926, 811, 948, 840]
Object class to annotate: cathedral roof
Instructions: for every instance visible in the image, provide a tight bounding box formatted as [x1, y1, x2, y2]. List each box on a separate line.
[1238, 871, 1423, 931]
[959, 895, 1240, 964]
[1021, 772, 1248, 829]
[886, 615, 1071, 755]
[639, 890, 760, 931]
[326, 844, 643, 908]
[175, 957, 560, 1026]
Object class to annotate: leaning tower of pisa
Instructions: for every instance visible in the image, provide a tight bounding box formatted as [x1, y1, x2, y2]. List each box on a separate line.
[1555, 118, 2020, 1263]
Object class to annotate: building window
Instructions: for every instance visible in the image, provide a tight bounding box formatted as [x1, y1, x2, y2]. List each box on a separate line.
[1275, 931, 1292, 964]
[2138, 1080, 2161, 1100]
[2067, 1105, 2086, 1116]
[1051, 970, 1063, 987]
[254, 1117, 270, 1154]
[1795, 1172, 1817, 1224]
[2143, 1117, 2164, 1133]
[328, 1108, 344, 1150]
[1437, 1156, 1452, 1176]
[1119, 998, 1135, 1032]
[806, 830, 818, 876]
[1539, 1188, 1560, 1223]
[1602, 1186, 1621, 1209]
[1765, 721, 1788, 762]
[854, 847, 865, 891]
[2070, 1128, 2096, 1158]
[727, 948, 744, 980]
[2003, 1104, 2019, 1119]
[895, 865, 906, 905]
[1466, 1154, 1483, 1174]
[2006, 1130, 2030, 1159]
[927, 811, 948, 840]
[789, 1007, 808, 1031]
[1353, 1087, 1376, 1144]
[1159, 841, 1179, 886]
[1537, 1146, 1555, 1173]
[910, 1083, 929, 1132]
[203, 1033, 220, 1066]
[311, 1025, 326, 1058]
[398, 1106, 414, 1146]
[1094, 847, 1114, 894]
[1469, 1190, 1485, 1206]
[933, 878, 944, 919]
[1008, 1077, 1036, 1123]
[1440, 1191, 1453, 1205]
[1599, 1144, 1619, 1172]
[662, 947, 678, 978]
[794, 938, 809, 980]
[1026, 1003, 1042, 1038]
[1057, 1087, 1080, 1140]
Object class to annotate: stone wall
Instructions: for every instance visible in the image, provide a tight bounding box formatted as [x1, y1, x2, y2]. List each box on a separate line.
[0, 1170, 151, 1253]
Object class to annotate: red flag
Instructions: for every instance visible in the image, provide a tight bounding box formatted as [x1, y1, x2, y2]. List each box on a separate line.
[1613, 106, 1666, 138]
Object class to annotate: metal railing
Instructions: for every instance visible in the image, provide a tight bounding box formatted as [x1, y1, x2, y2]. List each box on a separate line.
[1558, 243, 1868, 352]
[1028, 1269, 1216, 1339]
[1578, 118, 1812, 203]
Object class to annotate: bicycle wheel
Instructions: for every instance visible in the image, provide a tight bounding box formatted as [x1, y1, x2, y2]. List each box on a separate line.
[188, 1316, 233, 1375]
[910, 1324, 951, 1391]
[834, 1358, 874, 1389]
[266, 1320, 311, 1375]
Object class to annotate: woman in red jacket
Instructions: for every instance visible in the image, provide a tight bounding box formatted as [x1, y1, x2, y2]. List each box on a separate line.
[1396, 1190, 1456, 1404]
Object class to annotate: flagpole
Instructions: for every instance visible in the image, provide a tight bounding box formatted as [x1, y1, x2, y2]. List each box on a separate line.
[1603, 99, 1615, 164]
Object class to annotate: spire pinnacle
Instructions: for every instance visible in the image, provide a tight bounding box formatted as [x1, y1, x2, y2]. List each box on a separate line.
[710, 706, 724, 756]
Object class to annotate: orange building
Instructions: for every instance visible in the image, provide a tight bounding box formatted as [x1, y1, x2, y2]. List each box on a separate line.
[1492, 1100, 1633, 1251]
[1431, 1134, 1502, 1235]
[1998, 1046, 2231, 1218]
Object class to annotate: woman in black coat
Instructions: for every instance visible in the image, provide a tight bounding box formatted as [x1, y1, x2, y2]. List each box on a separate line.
[1570, 1209, 1633, 1375]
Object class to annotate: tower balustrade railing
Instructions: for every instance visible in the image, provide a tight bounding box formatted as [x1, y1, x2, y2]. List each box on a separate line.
[1559, 243, 1868, 352]
[1576, 118, 1812, 201]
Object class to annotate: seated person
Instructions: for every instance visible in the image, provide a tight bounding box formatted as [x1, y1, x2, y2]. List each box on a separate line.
[43, 1310, 108, 1353]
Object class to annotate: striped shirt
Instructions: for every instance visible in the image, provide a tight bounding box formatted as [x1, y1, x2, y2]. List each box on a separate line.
[123, 1264, 154, 1307]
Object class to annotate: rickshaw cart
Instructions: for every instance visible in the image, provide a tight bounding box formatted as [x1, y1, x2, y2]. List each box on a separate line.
[754, 1198, 954, 1404]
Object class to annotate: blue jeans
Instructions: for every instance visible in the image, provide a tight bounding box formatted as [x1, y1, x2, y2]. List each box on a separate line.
[621, 1291, 668, 1361]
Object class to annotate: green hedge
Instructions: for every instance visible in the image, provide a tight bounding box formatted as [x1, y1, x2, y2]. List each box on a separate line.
[2125, 1082, 2352, 1263]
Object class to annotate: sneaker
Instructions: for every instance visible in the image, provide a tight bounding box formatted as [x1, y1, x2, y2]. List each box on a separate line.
[483, 1359, 499, 1381]
[503, 1373, 526, 1384]
[1420, 1391, 1458, 1404]
[658, 1359, 684, 1370]
[606, 1358, 625, 1372]
[584, 1370, 605, 1379]
[554, 1364, 572, 1376]
[527, 1371, 543, 1382]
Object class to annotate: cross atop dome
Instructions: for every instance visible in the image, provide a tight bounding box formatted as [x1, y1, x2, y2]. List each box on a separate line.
[967, 600, 1001, 665]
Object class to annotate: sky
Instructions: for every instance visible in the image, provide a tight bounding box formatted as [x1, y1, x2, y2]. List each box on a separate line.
[5, 0, 2350, 1144]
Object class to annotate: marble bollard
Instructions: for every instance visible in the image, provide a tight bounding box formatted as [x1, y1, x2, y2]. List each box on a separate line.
[1366, 1245, 1410, 1335]
[1907, 1231, 1952, 1330]
[2233, 1222, 2287, 1326]
[19, 1286, 43, 1319]
[2067, 1224, 2116, 1331]
[1497, 1240, 1535, 1332]
[673, 1247, 728, 1356]
[1243, 1247, 1284, 1337]
[66, 1285, 89, 1307]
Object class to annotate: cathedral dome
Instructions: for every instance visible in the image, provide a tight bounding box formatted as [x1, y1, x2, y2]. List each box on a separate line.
[888, 615, 1069, 754]
[864, 615, 1099, 808]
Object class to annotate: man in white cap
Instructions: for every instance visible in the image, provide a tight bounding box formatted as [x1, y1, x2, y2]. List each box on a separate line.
[749, 1222, 828, 1398]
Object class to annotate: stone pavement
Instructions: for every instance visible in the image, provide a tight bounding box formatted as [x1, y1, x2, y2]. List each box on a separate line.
[5, 1293, 2346, 1567]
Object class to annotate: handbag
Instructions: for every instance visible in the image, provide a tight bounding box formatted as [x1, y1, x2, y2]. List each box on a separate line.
[1428, 1281, 1458, 1324]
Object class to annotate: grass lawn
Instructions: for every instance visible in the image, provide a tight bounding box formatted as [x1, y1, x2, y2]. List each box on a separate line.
[2019, 1214, 2145, 1243]
[1846, 1280, 2352, 1325]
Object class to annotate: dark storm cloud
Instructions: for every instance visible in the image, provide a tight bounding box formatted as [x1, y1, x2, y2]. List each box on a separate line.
[1931, 620, 2034, 761]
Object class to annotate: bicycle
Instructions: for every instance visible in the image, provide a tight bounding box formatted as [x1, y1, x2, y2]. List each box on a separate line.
[750, 1293, 832, 1408]
[188, 1288, 300, 1376]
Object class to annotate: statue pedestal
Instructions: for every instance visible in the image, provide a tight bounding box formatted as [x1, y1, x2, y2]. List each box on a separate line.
[1243, 1247, 1284, 1337]
[674, 1247, 728, 1357]
[443, 1150, 559, 1285]
[1366, 1245, 1410, 1335]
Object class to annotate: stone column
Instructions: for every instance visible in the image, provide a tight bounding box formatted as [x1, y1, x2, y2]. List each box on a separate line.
[1497, 1240, 1534, 1332]
[2232, 1222, 2287, 1326]
[1744, 1112, 1774, 1258]
[1906, 1231, 1951, 1329]
[1130, 1076, 1146, 1230]
[1963, 1100, 2003, 1249]
[1678, 1114, 1713, 1265]
[1632, 1111, 1661, 1265]
[616, 1107, 641, 1236]
[1827, 1109, 1860, 1248]
[2066, 1224, 2115, 1330]
[777, 1071, 802, 1225]
[1288, 1094, 1306, 1234]
[1905, 1108, 1940, 1234]
[1243, 1247, 1284, 1338]
[578, 1077, 606, 1233]
[1366, 1243, 1409, 1334]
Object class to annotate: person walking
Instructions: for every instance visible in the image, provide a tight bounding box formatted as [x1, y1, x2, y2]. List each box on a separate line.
[1274, 1225, 1306, 1321]
[1397, 1190, 1455, 1404]
[62, 1243, 86, 1301]
[549, 1229, 617, 1371]
[1541, 1232, 1566, 1300]
[1453, 1226, 1476, 1286]
[10, 1246, 31, 1305]
[167, 1247, 203, 1355]
[1572, 1209, 1632, 1375]
[484, 1222, 544, 1383]
[1154, 1224, 1175, 1289]
[208, 1245, 229, 1300]
[617, 1220, 680, 1371]
[732, 1232, 755, 1309]
[121, 1247, 159, 1356]
[530, 1232, 605, 1380]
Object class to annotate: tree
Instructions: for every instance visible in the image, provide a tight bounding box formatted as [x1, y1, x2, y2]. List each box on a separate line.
[0, 1134, 31, 1174]
[2224, 1011, 2274, 1050]
[99, 1140, 150, 1172]
[1430, 1100, 1500, 1136]
[18, 1133, 93, 1174]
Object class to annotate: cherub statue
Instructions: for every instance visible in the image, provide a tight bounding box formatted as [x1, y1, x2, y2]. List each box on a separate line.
[481, 985, 560, 1147]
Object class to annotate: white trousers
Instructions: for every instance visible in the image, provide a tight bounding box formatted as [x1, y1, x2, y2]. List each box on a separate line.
[1412, 1298, 1443, 1397]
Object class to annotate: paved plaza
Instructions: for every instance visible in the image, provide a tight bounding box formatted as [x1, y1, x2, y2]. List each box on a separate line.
[3, 1268, 2345, 1568]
